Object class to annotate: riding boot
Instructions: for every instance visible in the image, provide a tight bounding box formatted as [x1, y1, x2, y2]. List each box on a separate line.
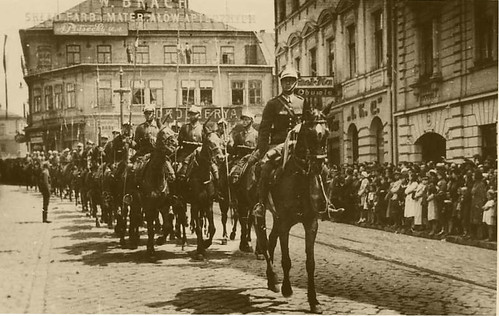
[254, 161, 272, 218]
[42, 210, 51, 223]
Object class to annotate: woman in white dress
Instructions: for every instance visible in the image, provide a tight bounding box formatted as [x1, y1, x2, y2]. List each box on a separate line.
[404, 172, 418, 229]
[413, 175, 428, 230]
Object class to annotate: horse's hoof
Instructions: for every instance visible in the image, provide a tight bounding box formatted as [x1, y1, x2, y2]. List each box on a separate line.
[96, 221, 101, 228]
[221, 238, 227, 245]
[310, 303, 323, 314]
[192, 253, 205, 261]
[255, 253, 265, 260]
[203, 240, 212, 249]
[229, 232, 236, 240]
[281, 285, 293, 298]
[239, 244, 253, 253]
[156, 236, 166, 245]
[267, 282, 279, 293]
[119, 239, 126, 248]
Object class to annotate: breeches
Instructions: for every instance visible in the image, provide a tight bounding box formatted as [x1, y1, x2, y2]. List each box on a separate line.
[42, 189, 50, 211]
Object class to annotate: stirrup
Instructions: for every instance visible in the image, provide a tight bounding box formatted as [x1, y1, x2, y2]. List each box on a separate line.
[252, 203, 265, 218]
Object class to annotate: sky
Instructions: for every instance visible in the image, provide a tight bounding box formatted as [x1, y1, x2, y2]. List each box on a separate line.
[0, 0, 275, 116]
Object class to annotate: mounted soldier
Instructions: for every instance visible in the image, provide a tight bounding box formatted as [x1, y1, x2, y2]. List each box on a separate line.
[177, 105, 203, 163]
[133, 105, 161, 162]
[228, 108, 258, 183]
[253, 65, 304, 216]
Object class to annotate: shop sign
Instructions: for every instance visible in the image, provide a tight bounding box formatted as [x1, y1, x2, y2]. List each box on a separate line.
[346, 96, 382, 122]
[54, 22, 128, 36]
[159, 107, 243, 122]
[30, 136, 43, 143]
[296, 76, 338, 98]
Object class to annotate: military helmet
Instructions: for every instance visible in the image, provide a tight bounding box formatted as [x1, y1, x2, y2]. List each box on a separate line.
[187, 105, 202, 115]
[279, 65, 299, 80]
[240, 109, 255, 120]
[101, 134, 109, 140]
[143, 105, 155, 113]
[217, 118, 228, 125]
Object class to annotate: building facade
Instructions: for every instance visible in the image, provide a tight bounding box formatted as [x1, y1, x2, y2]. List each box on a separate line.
[275, 0, 497, 165]
[21, 0, 275, 151]
[0, 113, 28, 159]
[395, 0, 498, 163]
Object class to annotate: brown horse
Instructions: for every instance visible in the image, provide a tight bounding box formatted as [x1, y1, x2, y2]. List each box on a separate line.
[254, 106, 330, 314]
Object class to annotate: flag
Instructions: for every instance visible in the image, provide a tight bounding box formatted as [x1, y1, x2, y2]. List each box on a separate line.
[2, 35, 7, 74]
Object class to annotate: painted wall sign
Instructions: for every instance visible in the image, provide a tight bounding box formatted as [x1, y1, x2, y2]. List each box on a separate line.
[53, 22, 128, 36]
[297, 76, 334, 87]
[159, 107, 243, 122]
[347, 96, 382, 122]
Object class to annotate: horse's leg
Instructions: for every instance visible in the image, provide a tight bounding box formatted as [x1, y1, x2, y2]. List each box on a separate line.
[254, 214, 279, 292]
[268, 223, 279, 263]
[303, 218, 321, 313]
[156, 206, 169, 245]
[230, 206, 238, 240]
[129, 193, 141, 249]
[279, 223, 293, 298]
[203, 202, 216, 250]
[191, 204, 205, 260]
[219, 199, 229, 239]
[145, 202, 157, 257]
[238, 203, 253, 253]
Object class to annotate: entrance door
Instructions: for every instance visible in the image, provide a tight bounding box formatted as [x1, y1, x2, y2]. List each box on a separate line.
[416, 132, 446, 162]
[370, 117, 384, 164]
[480, 124, 497, 161]
[347, 124, 359, 163]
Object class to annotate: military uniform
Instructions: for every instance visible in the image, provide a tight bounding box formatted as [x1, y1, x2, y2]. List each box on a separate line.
[230, 125, 258, 158]
[134, 118, 161, 158]
[177, 121, 203, 162]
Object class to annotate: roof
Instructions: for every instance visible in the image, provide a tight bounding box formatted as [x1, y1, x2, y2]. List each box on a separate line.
[0, 112, 25, 121]
[26, 0, 240, 32]
[255, 31, 275, 67]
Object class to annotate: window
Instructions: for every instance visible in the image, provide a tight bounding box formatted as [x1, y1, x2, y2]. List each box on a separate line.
[149, 80, 163, 106]
[164, 45, 177, 64]
[295, 56, 301, 74]
[131, 80, 145, 105]
[181, 80, 195, 106]
[192, 46, 206, 64]
[221, 46, 235, 64]
[373, 10, 383, 69]
[231, 81, 244, 105]
[249, 80, 262, 105]
[54, 85, 62, 109]
[245, 45, 258, 64]
[136, 46, 149, 64]
[326, 38, 334, 76]
[309, 47, 317, 76]
[98, 80, 112, 106]
[97, 45, 111, 64]
[66, 83, 76, 108]
[420, 21, 434, 79]
[347, 25, 356, 78]
[200, 80, 213, 106]
[475, 0, 497, 63]
[44, 86, 53, 110]
[278, 0, 286, 22]
[37, 46, 51, 69]
[291, 0, 299, 12]
[33, 88, 42, 112]
[66, 45, 80, 66]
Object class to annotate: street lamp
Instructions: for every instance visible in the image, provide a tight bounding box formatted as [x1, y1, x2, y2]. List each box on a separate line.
[114, 67, 130, 126]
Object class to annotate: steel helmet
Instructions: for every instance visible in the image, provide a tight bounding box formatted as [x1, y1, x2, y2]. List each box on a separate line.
[143, 105, 155, 113]
[187, 105, 202, 114]
[240, 109, 255, 120]
[279, 65, 299, 80]
[217, 118, 228, 125]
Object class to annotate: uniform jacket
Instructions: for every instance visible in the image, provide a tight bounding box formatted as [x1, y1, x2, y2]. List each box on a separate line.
[177, 121, 203, 161]
[39, 168, 51, 192]
[230, 126, 258, 157]
[134, 118, 161, 157]
[257, 93, 304, 154]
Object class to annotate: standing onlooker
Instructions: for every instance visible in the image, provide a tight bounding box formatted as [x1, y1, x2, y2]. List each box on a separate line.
[482, 190, 497, 241]
[471, 171, 487, 239]
[39, 161, 51, 223]
[404, 172, 418, 230]
[413, 175, 428, 231]
[386, 172, 403, 228]
[426, 181, 438, 235]
[357, 171, 370, 223]
[447, 169, 462, 235]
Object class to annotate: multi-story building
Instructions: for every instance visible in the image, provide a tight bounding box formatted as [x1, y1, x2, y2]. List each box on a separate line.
[20, 0, 275, 151]
[275, 0, 497, 165]
[394, 0, 498, 163]
[0, 113, 28, 159]
[275, 0, 394, 165]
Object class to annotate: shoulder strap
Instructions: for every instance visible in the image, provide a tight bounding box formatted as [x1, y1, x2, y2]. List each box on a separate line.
[276, 95, 297, 119]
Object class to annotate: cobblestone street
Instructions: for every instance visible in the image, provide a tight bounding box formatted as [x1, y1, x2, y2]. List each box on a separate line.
[0, 185, 496, 315]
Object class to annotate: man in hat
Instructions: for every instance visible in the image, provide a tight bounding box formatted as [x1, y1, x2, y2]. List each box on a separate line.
[177, 105, 203, 163]
[253, 65, 304, 216]
[228, 109, 259, 183]
[39, 161, 52, 223]
[134, 105, 161, 160]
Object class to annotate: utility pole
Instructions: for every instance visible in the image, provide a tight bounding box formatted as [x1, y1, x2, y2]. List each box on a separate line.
[114, 67, 130, 127]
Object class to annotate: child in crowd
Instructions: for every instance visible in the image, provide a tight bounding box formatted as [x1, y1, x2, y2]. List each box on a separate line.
[482, 190, 496, 241]
[366, 183, 377, 225]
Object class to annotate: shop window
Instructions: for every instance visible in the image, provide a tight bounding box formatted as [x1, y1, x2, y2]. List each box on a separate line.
[309, 47, 317, 76]
[44, 86, 53, 110]
[249, 80, 262, 105]
[66, 83, 76, 108]
[98, 80, 112, 106]
[33, 88, 42, 112]
[373, 10, 383, 69]
[221, 46, 235, 64]
[66, 45, 80, 66]
[54, 85, 62, 109]
[149, 80, 163, 106]
[192, 46, 206, 64]
[136, 46, 149, 64]
[37, 46, 51, 69]
[97, 45, 112, 64]
[200, 80, 213, 106]
[347, 25, 356, 78]
[245, 45, 258, 64]
[231, 81, 245, 105]
[131, 80, 145, 105]
[164, 45, 177, 64]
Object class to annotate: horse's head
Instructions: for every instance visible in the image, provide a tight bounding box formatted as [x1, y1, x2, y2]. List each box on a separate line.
[156, 125, 178, 156]
[202, 120, 224, 164]
[299, 107, 329, 162]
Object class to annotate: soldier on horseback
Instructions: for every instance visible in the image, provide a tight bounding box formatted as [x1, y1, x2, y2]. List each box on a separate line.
[253, 65, 304, 216]
[177, 105, 203, 163]
[133, 105, 161, 161]
[228, 109, 258, 183]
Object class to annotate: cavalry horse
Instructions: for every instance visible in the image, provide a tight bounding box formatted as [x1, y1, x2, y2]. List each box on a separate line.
[177, 119, 224, 260]
[253, 103, 330, 314]
[134, 124, 177, 257]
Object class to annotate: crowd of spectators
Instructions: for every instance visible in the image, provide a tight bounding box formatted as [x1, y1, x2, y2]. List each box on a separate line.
[327, 156, 497, 242]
